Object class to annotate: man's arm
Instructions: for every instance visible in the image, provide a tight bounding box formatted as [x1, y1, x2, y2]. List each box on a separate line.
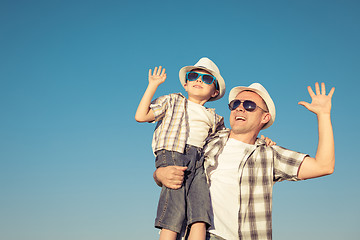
[153, 166, 187, 189]
[297, 82, 335, 180]
[135, 66, 166, 122]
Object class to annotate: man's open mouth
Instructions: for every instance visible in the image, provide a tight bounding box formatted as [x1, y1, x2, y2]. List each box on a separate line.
[235, 116, 246, 121]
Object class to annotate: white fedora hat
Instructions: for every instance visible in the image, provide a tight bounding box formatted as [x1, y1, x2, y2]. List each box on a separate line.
[179, 57, 225, 101]
[228, 83, 276, 129]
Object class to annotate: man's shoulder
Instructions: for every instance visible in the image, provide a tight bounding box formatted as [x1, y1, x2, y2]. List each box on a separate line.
[204, 129, 230, 149]
[209, 128, 231, 140]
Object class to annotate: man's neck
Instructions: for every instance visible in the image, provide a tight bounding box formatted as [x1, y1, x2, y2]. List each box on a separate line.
[229, 130, 258, 145]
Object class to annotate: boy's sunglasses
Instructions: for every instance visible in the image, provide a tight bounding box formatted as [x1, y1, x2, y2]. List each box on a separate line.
[228, 99, 268, 112]
[186, 71, 218, 89]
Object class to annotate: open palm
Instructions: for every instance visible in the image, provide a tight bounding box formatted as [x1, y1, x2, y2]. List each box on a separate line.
[298, 82, 335, 115]
[149, 66, 166, 86]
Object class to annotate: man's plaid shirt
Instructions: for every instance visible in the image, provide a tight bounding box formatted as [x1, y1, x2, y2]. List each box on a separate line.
[150, 93, 224, 155]
[203, 129, 308, 240]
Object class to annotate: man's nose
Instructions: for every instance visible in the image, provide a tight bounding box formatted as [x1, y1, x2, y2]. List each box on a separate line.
[235, 103, 245, 112]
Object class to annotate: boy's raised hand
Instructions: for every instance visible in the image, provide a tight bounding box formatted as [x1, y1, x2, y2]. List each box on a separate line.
[149, 66, 167, 86]
[298, 82, 335, 116]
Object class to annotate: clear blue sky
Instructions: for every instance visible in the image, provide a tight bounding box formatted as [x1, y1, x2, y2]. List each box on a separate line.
[1, 0, 359, 239]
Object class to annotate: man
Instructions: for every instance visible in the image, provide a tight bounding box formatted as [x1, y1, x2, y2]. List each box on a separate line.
[155, 82, 335, 240]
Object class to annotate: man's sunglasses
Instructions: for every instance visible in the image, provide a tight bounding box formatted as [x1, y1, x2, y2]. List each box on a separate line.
[186, 71, 218, 89]
[228, 99, 268, 112]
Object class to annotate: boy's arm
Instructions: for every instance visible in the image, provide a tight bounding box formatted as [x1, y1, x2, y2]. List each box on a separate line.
[135, 66, 166, 122]
[297, 82, 335, 180]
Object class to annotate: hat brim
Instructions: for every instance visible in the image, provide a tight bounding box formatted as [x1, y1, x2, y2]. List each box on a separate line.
[179, 66, 225, 102]
[228, 86, 276, 129]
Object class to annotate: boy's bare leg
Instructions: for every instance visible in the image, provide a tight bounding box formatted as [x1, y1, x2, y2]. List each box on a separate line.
[159, 229, 177, 240]
[188, 222, 206, 240]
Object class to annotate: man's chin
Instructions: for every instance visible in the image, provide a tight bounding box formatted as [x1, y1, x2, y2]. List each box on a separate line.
[230, 128, 248, 135]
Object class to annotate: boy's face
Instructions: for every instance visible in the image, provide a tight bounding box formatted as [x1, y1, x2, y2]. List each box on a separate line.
[184, 69, 219, 103]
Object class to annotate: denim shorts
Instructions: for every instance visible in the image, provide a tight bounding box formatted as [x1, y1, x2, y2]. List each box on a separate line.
[154, 145, 211, 233]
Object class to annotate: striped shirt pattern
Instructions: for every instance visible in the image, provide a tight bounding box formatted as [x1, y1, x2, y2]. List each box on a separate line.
[150, 93, 224, 154]
[203, 129, 307, 240]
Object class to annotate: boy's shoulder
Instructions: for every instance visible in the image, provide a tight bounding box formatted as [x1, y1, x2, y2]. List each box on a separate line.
[152, 92, 184, 102]
[168, 92, 185, 98]
[158, 92, 185, 99]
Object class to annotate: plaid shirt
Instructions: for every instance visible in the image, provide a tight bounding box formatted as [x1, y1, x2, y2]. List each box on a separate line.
[150, 93, 224, 154]
[203, 129, 308, 240]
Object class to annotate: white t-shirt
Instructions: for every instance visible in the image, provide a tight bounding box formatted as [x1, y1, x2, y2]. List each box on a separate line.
[208, 138, 256, 240]
[187, 100, 215, 148]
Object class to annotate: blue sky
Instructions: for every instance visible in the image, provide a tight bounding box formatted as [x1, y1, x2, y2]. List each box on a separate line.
[1, 0, 359, 239]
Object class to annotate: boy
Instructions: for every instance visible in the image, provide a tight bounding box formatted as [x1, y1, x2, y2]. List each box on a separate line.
[135, 57, 226, 240]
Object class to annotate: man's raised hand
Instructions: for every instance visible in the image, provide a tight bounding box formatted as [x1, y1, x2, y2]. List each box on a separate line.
[298, 82, 335, 116]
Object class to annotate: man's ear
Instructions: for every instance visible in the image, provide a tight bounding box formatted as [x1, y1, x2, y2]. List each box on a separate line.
[183, 83, 188, 92]
[261, 113, 271, 125]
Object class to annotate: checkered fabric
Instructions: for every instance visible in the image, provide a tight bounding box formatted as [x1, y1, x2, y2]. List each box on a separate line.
[203, 129, 307, 240]
[150, 93, 224, 155]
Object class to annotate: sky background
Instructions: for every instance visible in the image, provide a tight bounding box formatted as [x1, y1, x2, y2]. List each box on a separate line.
[1, 0, 359, 239]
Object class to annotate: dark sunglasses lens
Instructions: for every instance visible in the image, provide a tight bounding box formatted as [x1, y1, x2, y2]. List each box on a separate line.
[243, 100, 257, 112]
[187, 72, 199, 81]
[202, 75, 215, 84]
[229, 100, 257, 111]
[229, 100, 240, 110]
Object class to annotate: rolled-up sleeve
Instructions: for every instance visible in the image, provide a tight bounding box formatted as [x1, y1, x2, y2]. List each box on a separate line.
[272, 146, 308, 182]
[150, 95, 169, 122]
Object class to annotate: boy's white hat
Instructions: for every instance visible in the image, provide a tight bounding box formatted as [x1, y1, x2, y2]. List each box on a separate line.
[228, 83, 276, 129]
[179, 57, 225, 101]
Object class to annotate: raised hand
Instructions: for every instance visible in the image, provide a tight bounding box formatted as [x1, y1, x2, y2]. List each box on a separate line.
[135, 66, 167, 122]
[297, 82, 335, 180]
[298, 82, 335, 116]
[149, 66, 167, 87]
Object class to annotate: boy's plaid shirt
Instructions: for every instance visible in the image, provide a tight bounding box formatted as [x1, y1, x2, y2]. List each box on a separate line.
[150, 93, 224, 155]
[203, 129, 308, 240]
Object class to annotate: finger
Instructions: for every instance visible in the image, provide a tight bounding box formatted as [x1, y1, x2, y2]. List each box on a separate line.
[168, 175, 184, 185]
[321, 82, 326, 95]
[148, 69, 152, 77]
[174, 166, 187, 172]
[169, 184, 182, 190]
[161, 68, 166, 76]
[174, 171, 184, 178]
[298, 101, 310, 109]
[315, 82, 321, 95]
[307, 86, 315, 98]
[153, 67, 158, 76]
[170, 175, 184, 182]
[156, 66, 162, 75]
[171, 179, 183, 185]
[174, 171, 185, 178]
[328, 87, 335, 98]
[260, 135, 265, 140]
